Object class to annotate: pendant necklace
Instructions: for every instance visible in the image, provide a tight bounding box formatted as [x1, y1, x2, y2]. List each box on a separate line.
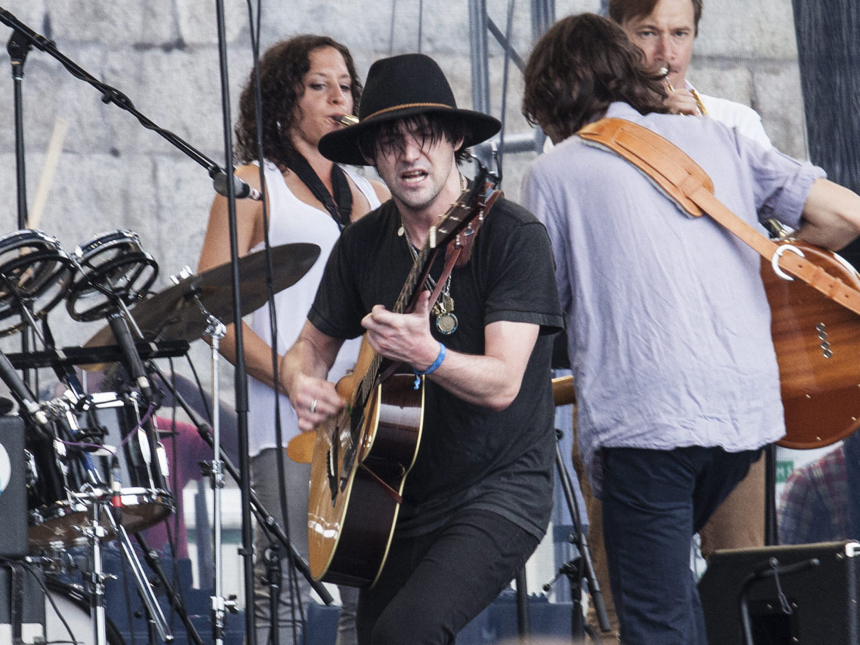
[400, 222, 458, 335]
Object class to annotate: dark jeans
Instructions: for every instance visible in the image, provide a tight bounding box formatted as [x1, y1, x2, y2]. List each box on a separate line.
[357, 508, 540, 645]
[601, 446, 761, 645]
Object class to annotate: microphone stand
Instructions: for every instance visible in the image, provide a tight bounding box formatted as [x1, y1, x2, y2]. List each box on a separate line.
[544, 429, 610, 642]
[0, 7, 253, 206]
[0, 6, 259, 642]
[6, 20, 29, 228]
[5, 18, 32, 386]
[134, 532, 206, 645]
[211, 0, 257, 642]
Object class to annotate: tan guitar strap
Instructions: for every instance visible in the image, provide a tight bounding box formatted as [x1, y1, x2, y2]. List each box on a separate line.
[577, 118, 860, 317]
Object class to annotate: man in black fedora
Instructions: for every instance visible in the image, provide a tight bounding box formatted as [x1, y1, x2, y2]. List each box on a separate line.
[282, 53, 563, 644]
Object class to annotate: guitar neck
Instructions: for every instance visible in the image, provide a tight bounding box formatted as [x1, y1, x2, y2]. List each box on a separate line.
[356, 171, 494, 396]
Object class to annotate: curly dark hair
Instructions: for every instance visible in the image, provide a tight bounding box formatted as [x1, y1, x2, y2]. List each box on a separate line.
[233, 35, 362, 168]
[608, 0, 703, 35]
[522, 13, 669, 141]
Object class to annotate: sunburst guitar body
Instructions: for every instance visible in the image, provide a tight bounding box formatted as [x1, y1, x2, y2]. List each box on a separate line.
[307, 338, 423, 587]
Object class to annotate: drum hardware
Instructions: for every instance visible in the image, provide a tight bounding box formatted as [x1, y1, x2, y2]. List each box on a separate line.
[82, 498, 112, 645]
[3, 339, 190, 371]
[200, 311, 239, 641]
[82, 243, 322, 349]
[147, 360, 334, 605]
[0, 229, 76, 338]
[105, 513, 174, 643]
[67, 231, 159, 400]
[65, 231, 158, 324]
[26, 390, 173, 548]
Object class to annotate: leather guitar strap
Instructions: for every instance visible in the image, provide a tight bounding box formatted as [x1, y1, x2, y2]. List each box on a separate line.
[577, 118, 860, 317]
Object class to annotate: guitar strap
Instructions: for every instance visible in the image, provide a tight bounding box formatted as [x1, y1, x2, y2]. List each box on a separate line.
[577, 118, 860, 317]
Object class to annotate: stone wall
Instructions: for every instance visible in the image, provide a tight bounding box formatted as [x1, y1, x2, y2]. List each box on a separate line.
[0, 0, 804, 381]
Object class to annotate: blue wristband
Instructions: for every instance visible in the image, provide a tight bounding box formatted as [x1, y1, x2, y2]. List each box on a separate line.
[412, 342, 446, 389]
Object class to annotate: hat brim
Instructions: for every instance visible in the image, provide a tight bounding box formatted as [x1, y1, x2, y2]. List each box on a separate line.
[318, 105, 501, 166]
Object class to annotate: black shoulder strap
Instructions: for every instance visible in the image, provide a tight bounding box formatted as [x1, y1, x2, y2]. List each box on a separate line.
[287, 153, 353, 231]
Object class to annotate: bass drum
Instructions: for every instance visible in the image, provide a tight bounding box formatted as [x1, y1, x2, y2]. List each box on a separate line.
[45, 579, 125, 645]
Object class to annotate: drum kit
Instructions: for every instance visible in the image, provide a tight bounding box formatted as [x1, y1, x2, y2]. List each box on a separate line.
[0, 227, 320, 645]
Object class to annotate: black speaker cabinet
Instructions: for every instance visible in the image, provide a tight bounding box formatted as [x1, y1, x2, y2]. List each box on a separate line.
[0, 415, 27, 558]
[699, 540, 860, 644]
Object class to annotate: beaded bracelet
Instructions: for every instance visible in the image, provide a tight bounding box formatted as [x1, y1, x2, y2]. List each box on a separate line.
[412, 342, 447, 389]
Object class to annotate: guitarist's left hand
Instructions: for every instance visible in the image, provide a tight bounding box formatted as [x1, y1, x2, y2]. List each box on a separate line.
[361, 291, 441, 371]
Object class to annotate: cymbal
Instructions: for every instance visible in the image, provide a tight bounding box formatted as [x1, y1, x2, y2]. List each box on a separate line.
[84, 243, 321, 348]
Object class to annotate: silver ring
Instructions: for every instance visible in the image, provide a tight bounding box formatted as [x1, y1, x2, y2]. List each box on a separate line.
[309, 399, 318, 414]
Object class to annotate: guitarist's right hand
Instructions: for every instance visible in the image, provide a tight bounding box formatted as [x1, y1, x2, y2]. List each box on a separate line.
[288, 375, 345, 433]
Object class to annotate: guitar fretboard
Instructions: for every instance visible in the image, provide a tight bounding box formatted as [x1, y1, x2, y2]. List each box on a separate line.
[353, 171, 490, 409]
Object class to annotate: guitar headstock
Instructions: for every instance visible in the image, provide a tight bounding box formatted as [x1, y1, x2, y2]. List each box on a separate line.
[428, 166, 495, 251]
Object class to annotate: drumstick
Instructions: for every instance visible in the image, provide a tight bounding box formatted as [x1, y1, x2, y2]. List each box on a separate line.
[28, 117, 69, 230]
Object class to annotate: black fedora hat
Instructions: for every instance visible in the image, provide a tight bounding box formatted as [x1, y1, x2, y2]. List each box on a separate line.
[318, 53, 501, 166]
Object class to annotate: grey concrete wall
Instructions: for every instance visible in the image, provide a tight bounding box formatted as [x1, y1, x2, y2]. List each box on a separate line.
[0, 0, 804, 389]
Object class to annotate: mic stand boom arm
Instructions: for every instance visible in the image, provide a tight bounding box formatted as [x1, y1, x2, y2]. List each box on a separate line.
[0, 6, 252, 197]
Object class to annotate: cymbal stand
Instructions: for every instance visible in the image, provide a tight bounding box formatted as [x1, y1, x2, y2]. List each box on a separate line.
[201, 310, 237, 645]
[81, 496, 111, 645]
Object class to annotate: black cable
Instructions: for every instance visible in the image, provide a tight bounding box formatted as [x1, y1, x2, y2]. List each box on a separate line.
[185, 355, 214, 425]
[165, 357, 181, 631]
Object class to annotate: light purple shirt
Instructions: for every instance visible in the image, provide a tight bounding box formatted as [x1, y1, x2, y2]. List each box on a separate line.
[523, 102, 826, 493]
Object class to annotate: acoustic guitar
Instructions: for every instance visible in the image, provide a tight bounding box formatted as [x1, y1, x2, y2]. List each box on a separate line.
[762, 240, 860, 449]
[307, 172, 498, 588]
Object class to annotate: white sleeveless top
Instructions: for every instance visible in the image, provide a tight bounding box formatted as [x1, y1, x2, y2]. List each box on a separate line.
[247, 161, 381, 456]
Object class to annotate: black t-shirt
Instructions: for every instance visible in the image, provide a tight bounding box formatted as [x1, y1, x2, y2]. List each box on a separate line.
[309, 196, 564, 538]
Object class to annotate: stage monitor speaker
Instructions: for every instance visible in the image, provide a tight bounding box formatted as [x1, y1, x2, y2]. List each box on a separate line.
[0, 415, 27, 558]
[0, 564, 45, 643]
[699, 540, 860, 645]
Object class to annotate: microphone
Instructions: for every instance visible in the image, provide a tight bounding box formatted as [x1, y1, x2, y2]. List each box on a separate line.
[109, 455, 123, 525]
[107, 311, 152, 399]
[212, 170, 262, 201]
[0, 350, 48, 426]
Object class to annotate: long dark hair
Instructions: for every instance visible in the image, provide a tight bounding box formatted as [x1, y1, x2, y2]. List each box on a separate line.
[522, 13, 668, 141]
[233, 35, 362, 167]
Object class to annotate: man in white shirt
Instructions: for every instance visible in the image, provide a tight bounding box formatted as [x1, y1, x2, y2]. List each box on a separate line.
[609, 0, 771, 146]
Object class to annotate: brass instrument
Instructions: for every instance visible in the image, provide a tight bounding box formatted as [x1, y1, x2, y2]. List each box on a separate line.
[335, 114, 359, 127]
[660, 67, 709, 116]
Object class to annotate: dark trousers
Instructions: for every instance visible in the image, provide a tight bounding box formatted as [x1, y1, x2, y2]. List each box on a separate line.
[601, 446, 761, 645]
[357, 508, 539, 645]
